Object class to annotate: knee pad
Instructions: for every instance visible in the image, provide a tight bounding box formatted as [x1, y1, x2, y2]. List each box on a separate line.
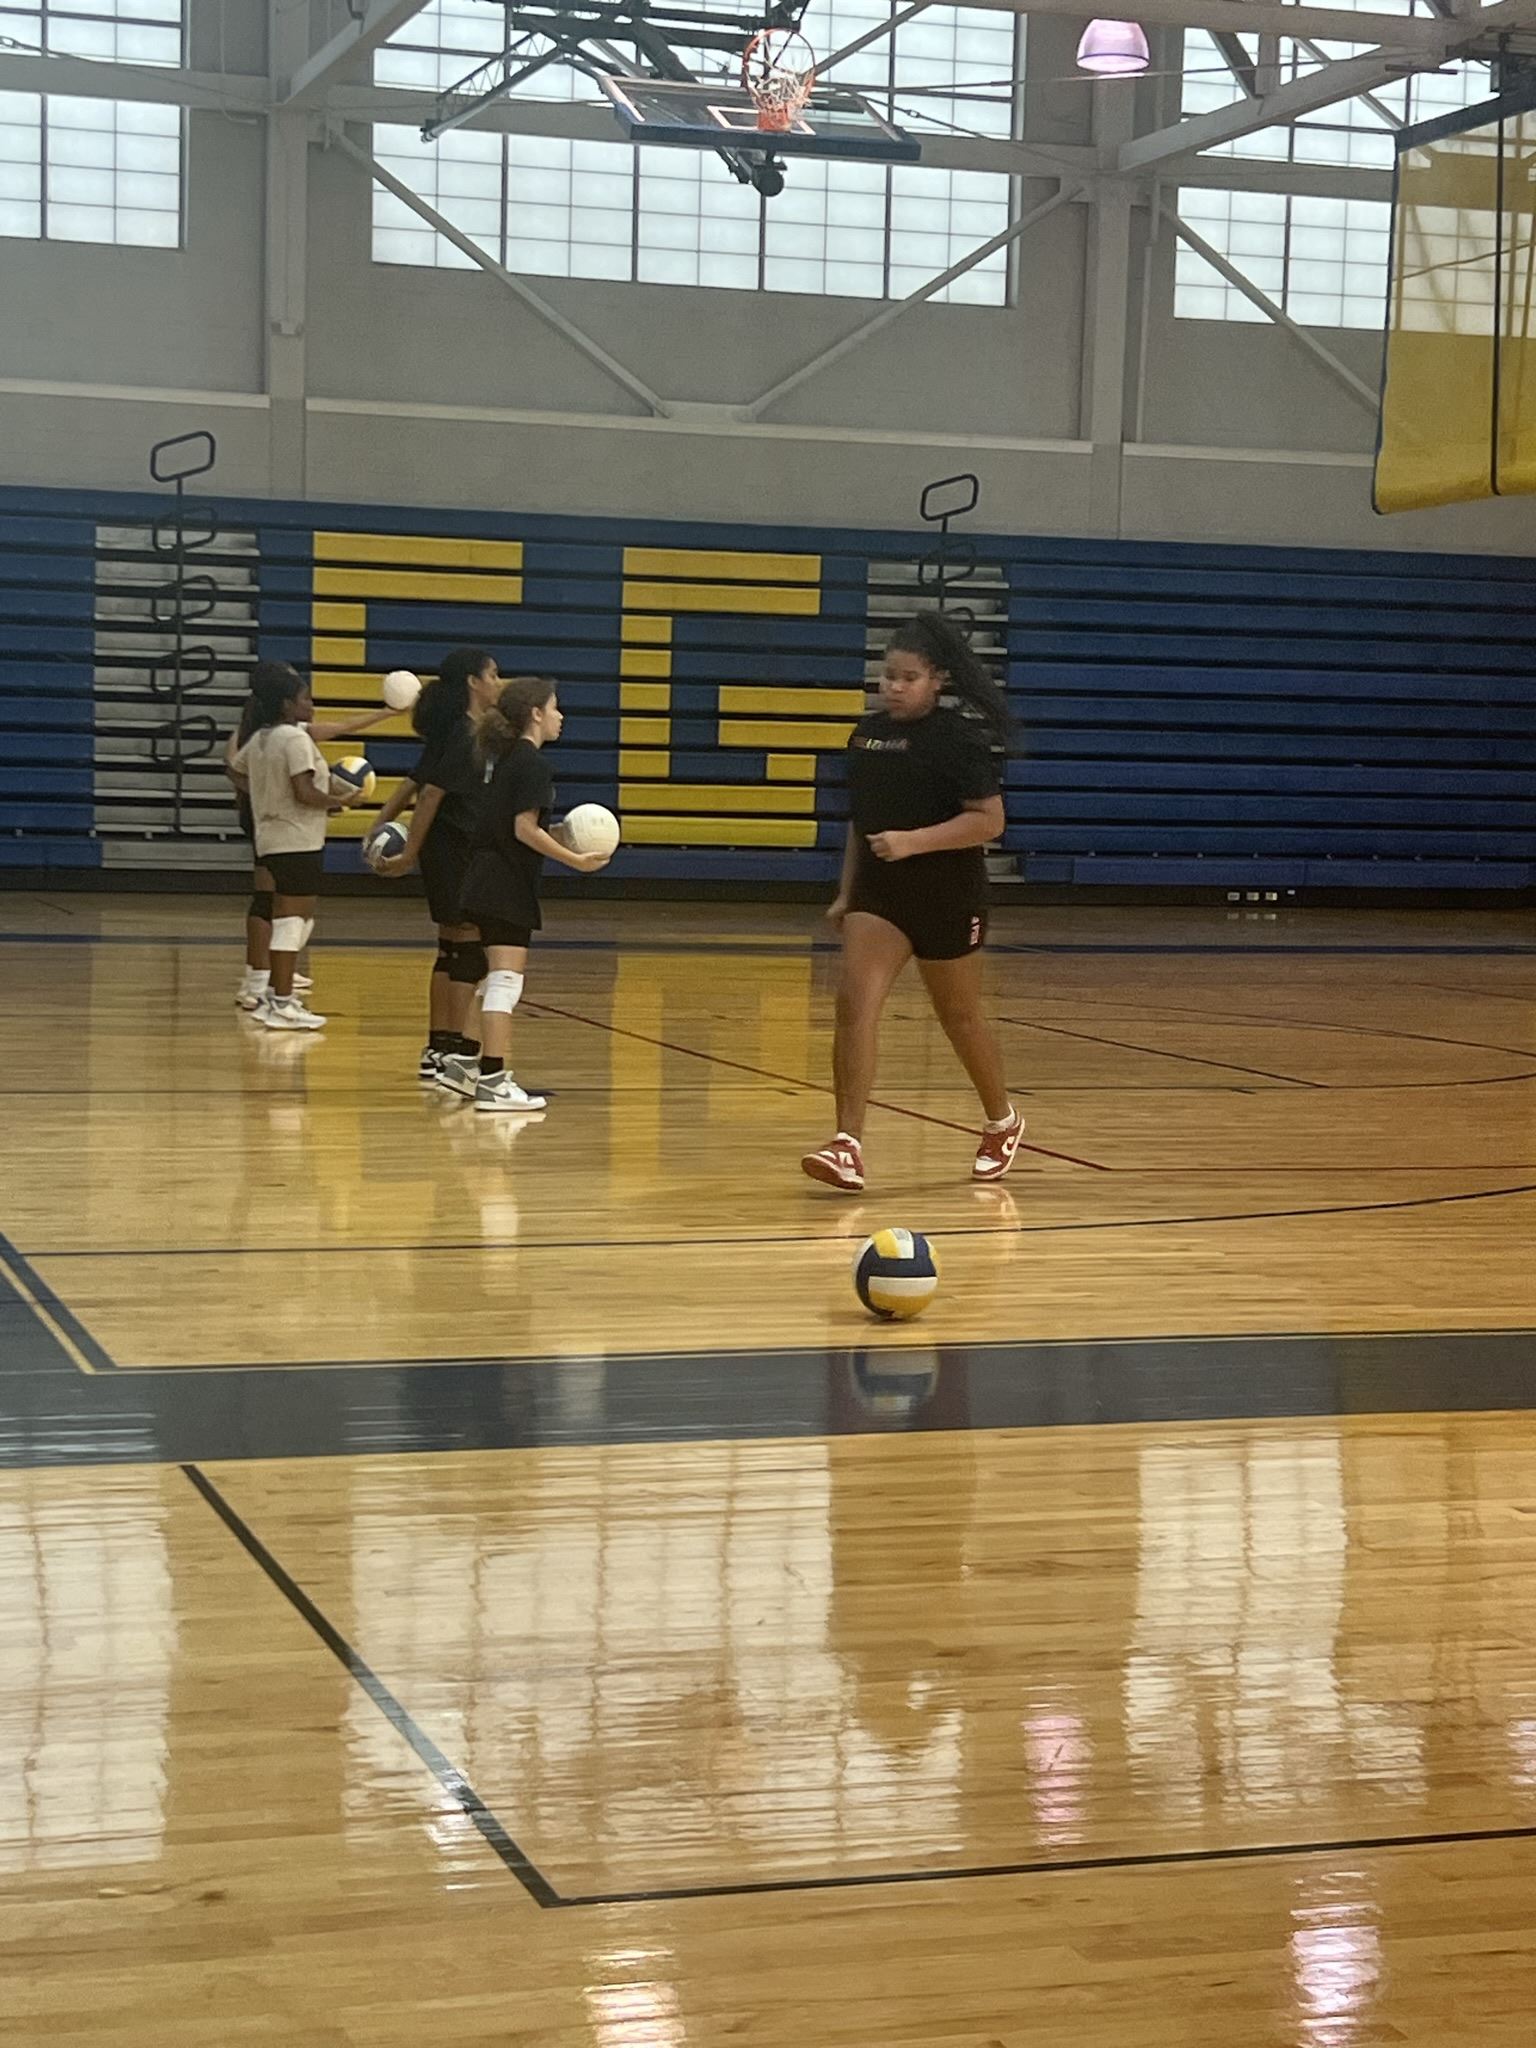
[448, 940, 487, 986]
[271, 915, 306, 954]
[433, 939, 454, 978]
[298, 918, 315, 951]
[479, 968, 524, 1016]
[248, 891, 274, 923]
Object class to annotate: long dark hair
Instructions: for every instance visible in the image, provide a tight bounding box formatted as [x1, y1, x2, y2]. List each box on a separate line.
[477, 676, 555, 763]
[238, 661, 307, 744]
[887, 610, 1013, 749]
[414, 646, 493, 742]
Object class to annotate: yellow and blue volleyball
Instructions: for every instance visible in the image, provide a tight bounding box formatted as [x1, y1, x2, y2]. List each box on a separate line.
[332, 754, 376, 799]
[853, 1228, 940, 1321]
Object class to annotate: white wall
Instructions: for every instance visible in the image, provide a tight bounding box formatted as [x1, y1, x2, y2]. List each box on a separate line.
[4, 6, 1536, 555]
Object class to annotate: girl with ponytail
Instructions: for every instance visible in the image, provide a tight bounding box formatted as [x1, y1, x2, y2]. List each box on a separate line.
[437, 676, 611, 1112]
[801, 610, 1024, 1193]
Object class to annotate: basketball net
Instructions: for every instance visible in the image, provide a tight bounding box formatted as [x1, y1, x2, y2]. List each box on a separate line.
[743, 27, 816, 133]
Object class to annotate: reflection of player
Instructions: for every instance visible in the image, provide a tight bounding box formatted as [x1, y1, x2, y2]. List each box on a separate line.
[229, 665, 368, 1030]
[368, 648, 503, 1085]
[438, 677, 611, 1112]
[227, 681, 392, 1014]
[803, 612, 1024, 1195]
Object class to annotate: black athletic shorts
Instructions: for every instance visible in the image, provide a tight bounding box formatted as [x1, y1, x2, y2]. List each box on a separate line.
[846, 883, 987, 961]
[419, 825, 473, 930]
[476, 916, 533, 950]
[261, 847, 325, 895]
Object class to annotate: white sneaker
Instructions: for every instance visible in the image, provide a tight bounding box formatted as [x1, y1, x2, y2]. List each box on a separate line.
[294, 971, 314, 992]
[235, 981, 269, 1012]
[474, 1072, 547, 1113]
[261, 996, 326, 1032]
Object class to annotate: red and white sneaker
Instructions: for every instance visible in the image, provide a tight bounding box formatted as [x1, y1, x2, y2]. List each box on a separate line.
[801, 1133, 865, 1193]
[973, 1108, 1024, 1182]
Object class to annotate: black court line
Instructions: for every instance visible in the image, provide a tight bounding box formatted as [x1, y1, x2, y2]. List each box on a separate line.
[555, 1819, 1536, 1909]
[999, 1015, 1322, 1088]
[174, 1467, 1536, 1914]
[181, 1463, 558, 1908]
[21, 1178, 1536, 1275]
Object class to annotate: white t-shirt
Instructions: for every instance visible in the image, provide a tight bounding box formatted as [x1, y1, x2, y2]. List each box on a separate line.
[233, 722, 330, 856]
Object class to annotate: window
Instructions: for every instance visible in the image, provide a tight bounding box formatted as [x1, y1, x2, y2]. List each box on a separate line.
[1175, 7, 1489, 326]
[373, 0, 1018, 303]
[0, 1, 183, 246]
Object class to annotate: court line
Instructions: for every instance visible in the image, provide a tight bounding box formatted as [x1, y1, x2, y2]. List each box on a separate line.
[181, 1463, 559, 1909]
[526, 1000, 1113, 1173]
[999, 1016, 1322, 1088]
[0, 1231, 111, 1376]
[556, 1820, 1536, 1909]
[23, 1180, 1536, 1285]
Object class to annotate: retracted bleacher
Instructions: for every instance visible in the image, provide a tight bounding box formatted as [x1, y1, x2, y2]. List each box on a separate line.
[2, 483, 1533, 894]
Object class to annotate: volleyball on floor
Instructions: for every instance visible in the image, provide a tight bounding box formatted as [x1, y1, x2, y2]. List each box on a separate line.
[365, 821, 407, 869]
[563, 803, 621, 857]
[332, 755, 376, 799]
[853, 1229, 940, 1321]
[382, 669, 421, 711]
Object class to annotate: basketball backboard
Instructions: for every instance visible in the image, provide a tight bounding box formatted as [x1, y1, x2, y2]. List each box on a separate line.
[599, 76, 922, 163]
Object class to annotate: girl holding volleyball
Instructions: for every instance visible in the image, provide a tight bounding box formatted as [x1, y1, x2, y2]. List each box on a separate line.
[230, 662, 368, 1029]
[367, 647, 502, 1084]
[437, 676, 610, 1111]
[227, 683, 392, 1014]
[802, 610, 1022, 1192]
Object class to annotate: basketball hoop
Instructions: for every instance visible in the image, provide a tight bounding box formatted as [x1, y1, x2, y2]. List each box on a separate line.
[742, 27, 816, 133]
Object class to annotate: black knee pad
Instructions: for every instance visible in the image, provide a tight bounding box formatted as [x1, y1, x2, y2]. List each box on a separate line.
[433, 939, 454, 978]
[248, 891, 274, 922]
[448, 940, 488, 986]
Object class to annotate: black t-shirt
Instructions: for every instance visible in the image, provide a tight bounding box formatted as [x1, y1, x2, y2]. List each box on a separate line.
[410, 717, 481, 840]
[461, 739, 554, 927]
[845, 707, 1000, 897]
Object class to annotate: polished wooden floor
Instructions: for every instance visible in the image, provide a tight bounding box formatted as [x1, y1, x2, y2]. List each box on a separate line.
[1, 894, 1535, 2044]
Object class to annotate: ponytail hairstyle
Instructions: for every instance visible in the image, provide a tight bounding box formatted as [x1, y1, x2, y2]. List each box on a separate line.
[239, 661, 308, 743]
[886, 609, 1014, 751]
[414, 646, 493, 742]
[477, 675, 556, 763]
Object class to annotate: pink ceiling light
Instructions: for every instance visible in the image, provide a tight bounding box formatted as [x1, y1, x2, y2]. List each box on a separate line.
[1076, 20, 1151, 75]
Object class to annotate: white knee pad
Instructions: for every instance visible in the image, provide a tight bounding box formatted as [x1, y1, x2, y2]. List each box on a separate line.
[298, 918, 315, 950]
[271, 915, 306, 954]
[479, 968, 525, 1016]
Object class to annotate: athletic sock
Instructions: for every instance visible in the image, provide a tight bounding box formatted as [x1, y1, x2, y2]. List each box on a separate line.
[456, 1035, 481, 1056]
[429, 1030, 455, 1054]
[984, 1106, 1017, 1133]
[479, 1055, 505, 1079]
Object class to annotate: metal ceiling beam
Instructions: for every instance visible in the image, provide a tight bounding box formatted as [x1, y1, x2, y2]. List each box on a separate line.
[0, 50, 267, 110]
[1209, 30, 1258, 97]
[956, 0, 1443, 51]
[281, 0, 433, 107]
[335, 131, 668, 417]
[1172, 212, 1378, 410]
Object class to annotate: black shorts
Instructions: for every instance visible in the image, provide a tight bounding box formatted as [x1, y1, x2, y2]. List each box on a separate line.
[476, 916, 533, 950]
[261, 848, 325, 895]
[419, 825, 473, 929]
[847, 886, 987, 961]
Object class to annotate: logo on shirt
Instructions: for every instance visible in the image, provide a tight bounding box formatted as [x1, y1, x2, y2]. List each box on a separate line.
[852, 735, 910, 753]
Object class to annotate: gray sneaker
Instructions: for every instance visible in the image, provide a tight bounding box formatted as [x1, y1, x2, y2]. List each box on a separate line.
[436, 1052, 480, 1098]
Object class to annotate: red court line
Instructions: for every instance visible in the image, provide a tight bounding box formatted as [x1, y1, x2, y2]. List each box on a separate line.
[526, 1002, 1112, 1172]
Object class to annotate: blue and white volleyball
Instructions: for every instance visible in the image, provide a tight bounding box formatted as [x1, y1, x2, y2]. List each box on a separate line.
[364, 820, 408, 870]
[852, 1228, 940, 1321]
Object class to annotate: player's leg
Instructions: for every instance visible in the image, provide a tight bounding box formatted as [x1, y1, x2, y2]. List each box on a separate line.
[237, 861, 275, 1011]
[802, 910, 911, 1192]
[472, 935, 544, 1112]
[916, 942, 1023, 1180]
[262, 851, 326, 1030]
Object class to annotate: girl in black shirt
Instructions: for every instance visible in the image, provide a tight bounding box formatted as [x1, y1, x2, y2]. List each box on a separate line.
[802, 611, 1023, 1193]
[372, 647, 503, 1083]
[439, 675, 610, 1113]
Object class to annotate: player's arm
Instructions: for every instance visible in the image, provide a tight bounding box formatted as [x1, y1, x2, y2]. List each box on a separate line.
[291, 769, 364, 813]
[826, 824, 860, 925]
[371, 776, 419, 833]
[514, 808, 608, 873]
[868, 794, 1004, 863]
[375, 781, 441, 876]
[224, 729, 248, 791]
[308, 707, 396, 743]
